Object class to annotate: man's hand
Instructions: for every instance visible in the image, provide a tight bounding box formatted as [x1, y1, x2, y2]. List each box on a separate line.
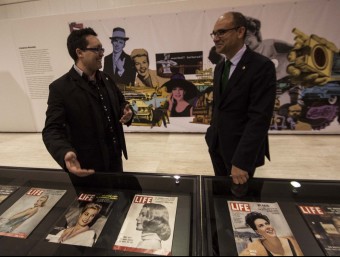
[120, 104, 133, 124]
[231, 165, 249, 185]
[116, 58, 125, 76]
[64, 151, 95, 177]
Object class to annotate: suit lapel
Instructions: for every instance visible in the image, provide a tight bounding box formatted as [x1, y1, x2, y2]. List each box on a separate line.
[218, 49, 252, 105]
[69, 68, 98, 100]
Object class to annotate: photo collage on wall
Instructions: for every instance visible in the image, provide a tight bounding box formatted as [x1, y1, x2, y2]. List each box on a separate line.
[71, 3, 340, 133]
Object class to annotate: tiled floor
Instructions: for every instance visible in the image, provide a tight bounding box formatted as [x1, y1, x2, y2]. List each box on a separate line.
[0, 133, 340, 180]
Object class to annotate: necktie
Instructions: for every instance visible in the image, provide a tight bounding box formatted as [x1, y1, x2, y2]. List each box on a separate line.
[221, 60, 232, 93]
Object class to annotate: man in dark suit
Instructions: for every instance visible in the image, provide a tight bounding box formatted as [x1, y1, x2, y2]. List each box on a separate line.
[205, 12, 276, 191]
[103, 27, 135, 87]
[42, 28, 133, 177]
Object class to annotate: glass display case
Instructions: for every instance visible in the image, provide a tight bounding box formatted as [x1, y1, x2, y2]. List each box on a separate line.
[0, 166, 201, 256]
[202, 176, 340, 256]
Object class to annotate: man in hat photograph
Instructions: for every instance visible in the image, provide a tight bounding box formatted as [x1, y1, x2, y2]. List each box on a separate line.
[104, 27, 136, 87]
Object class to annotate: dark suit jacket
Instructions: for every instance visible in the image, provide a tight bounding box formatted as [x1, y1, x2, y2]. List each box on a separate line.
[103, 51, 136, 86]
[42, 67, 131, 172]
[206, 47, 276, 172]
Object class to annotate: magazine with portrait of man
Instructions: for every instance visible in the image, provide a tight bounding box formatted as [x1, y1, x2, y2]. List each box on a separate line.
[228, 201, 304, 256]
[113, 194, 178, 255]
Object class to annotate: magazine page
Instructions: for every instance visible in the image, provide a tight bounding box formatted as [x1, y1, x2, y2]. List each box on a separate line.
[113, 194, 178, 255]
[0, 187, 66, 239]
[298, 204, 340, 256]
[45, 192, 118, 247]
[0, 185, 19, 204]
[228, 201, 303, 256]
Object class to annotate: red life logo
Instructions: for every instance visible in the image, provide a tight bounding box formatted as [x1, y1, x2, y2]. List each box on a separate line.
[230, 202, 251, 212]
[134, 196, 153, 204]
[26, 189, 43, 196]
[299, 206, 324, 215]
[78, 194, 96, 202]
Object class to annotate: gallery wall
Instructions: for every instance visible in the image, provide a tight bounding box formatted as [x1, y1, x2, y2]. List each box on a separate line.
[0, 0, 339, 133]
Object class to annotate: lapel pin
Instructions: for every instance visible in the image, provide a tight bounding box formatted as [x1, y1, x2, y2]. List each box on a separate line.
[242, 66, 246, 70]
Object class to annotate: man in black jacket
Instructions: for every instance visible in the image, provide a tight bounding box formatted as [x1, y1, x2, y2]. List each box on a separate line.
[43, 27, 133, 177]
[206, 12, 276, 192]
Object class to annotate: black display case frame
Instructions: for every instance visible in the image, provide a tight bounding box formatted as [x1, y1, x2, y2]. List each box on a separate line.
[0, 166, 201, 256]
[202, 176, 340, 256]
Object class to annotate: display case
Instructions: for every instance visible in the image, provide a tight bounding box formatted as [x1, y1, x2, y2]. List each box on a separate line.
[202, 176, 340, 256]
[0, 166, 201, 256]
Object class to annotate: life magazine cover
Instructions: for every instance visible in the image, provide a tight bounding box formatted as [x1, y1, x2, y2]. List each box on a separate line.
[0, 187, 66, 238]
[228, 201, 303, 256]
[0, 185, 19, 204]
[113, 194, 178, 255]
[298, 204, 340, 256]
[45, 192, 118, 247]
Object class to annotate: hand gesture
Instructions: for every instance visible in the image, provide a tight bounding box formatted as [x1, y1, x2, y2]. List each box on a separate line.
[116, 57, 125, 73]
[120, 104, 133, 124]
[167, 93, 174, 111]
[64, 151, 95, 177]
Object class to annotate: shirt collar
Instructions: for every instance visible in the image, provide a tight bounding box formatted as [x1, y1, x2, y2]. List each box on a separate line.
[226, 44, 247, 66]
[74, 64, 101, 85]
[73, 64, 83, 77]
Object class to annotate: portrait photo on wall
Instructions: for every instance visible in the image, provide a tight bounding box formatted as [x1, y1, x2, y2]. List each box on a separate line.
[156, 51, 203, 78]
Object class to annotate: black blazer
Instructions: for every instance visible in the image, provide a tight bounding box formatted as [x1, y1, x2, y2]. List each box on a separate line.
[103, 51, 136, 86]
[42, 67, 131, 172]
[206, 47, 276, 172]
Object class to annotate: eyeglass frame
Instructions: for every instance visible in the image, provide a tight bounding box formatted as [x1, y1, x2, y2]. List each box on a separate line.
[82, 47, 105, 54]
[210, 27, 240, 39]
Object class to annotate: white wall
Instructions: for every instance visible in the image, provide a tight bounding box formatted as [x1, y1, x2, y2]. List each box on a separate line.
[0, 0, 302, 20]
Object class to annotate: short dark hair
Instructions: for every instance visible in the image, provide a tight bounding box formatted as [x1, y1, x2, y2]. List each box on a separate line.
[67, 27, 97, 62]
[245, 211, 270, 231]
[231, 12, 248, 39]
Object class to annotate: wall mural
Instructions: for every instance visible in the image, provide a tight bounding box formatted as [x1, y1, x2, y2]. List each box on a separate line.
[2, 0, 339, 133]
[70, 1, 339, 133]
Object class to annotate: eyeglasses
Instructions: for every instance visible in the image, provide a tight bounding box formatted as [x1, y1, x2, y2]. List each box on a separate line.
[210, 27, 240, 39]
[83, 47, 105, 54]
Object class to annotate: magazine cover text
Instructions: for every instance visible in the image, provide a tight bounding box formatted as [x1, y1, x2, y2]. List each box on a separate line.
[228, 201, 303, 256]
[113, 194, 178, 255]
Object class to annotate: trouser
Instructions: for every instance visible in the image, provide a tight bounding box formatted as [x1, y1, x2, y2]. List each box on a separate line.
[208, 141, 255, 177]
